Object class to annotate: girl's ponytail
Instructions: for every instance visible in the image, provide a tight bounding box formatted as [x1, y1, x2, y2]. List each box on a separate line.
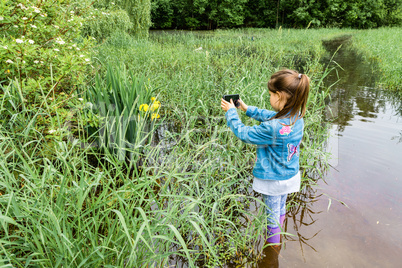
[295, 73, 310, 119]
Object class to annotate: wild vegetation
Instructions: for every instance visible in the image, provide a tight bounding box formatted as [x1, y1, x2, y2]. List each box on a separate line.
[352, 27, 402, 91]
[1, 0, 401, 267]
[151, 0, 402, 29]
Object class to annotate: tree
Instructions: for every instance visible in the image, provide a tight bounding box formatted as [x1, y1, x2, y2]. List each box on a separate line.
[94, 0, 151, 37]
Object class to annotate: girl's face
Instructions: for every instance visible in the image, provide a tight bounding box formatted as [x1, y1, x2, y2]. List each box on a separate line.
[269, 90, 286, 111]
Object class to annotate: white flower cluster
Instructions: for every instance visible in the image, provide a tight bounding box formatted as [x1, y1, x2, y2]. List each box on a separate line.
[17, 3, 28, 10]
[48, 129, 60, 134]
[55, 37, 65, 45]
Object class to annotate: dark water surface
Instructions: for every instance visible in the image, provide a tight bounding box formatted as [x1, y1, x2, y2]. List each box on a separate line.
[271, 37, 402, 267]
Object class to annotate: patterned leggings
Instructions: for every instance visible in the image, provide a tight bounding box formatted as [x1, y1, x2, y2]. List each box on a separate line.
[262, 193, 287, 244]
[262, 193, 287, 227]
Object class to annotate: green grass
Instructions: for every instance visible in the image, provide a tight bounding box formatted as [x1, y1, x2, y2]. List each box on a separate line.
[2, 27, 400, 266]
[351, 27, 402, 91]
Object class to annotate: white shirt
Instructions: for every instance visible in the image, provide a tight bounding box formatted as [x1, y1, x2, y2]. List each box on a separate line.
[252, 171, 301, 196]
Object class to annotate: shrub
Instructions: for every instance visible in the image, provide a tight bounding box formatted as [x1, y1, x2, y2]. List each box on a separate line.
[0, 0, 94, 92]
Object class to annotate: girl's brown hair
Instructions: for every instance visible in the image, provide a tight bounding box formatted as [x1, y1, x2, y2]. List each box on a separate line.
[267, 69, 310, 123]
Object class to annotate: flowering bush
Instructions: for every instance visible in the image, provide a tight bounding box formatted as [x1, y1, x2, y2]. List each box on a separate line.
[0, 0, 94, 91]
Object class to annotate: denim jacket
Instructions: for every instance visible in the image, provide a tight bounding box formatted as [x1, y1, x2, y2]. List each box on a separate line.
[225, 106, 303, 181]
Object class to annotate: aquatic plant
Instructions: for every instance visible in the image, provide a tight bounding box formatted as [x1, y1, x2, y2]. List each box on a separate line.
[85, 64, 159, 161]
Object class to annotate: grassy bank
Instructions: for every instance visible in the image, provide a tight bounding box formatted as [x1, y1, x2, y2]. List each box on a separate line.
[0, 28, 379, 266]
[351, 27, 402, 91]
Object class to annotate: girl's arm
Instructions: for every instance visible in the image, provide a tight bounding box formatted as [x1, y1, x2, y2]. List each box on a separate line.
[237, 99, 276, 122]
[245, 106, 277, 122]
[225, 108, 277, 145]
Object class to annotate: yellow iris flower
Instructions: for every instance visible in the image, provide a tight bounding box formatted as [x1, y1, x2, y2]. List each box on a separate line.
[151, 101, 161, 111]
[139, 104, 149, 112]
[151, 113, 160, 120]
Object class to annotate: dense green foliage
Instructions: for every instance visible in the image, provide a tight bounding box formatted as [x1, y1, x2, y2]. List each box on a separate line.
[92, 0, 152, 37]
[151, 0, 402, 29]
[82, 8, 132, 40]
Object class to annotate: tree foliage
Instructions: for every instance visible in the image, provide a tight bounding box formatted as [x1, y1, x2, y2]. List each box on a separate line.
[150, 0, 402, 29]
[93, 0, 152, 37]
[82, 8, 132, 40]
[151, 0, 248, 29]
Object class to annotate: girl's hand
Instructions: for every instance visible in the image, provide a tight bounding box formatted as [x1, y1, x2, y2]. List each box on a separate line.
[238, 99, 248, 112]
[221, 98, 235, 112]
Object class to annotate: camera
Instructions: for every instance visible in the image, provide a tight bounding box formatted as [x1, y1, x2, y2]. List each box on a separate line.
[223, 94, 240, 107]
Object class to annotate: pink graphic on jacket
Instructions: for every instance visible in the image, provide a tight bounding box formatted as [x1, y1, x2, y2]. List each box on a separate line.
[287, 141, 301, 162]
[279, 125, 292, 135]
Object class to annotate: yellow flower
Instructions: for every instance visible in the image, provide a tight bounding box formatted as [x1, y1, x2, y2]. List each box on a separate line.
[151, 113, 160, 121]
[6, 69, 10, 73]
[139, 104, 149, 112]
[151, 97, 156, 102]
[151, 101, 161, 111]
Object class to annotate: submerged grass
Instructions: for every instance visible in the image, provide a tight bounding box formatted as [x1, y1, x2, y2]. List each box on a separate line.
[4, 27, 396, 266]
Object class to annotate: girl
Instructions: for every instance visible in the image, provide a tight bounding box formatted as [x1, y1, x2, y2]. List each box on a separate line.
[220, 69, 310, 245]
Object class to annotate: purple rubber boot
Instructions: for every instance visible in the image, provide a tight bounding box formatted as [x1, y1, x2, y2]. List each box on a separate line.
[266, 226, 281, 244]
[280, 214, 286, 228]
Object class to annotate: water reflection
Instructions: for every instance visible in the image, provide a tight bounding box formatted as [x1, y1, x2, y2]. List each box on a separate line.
[323, 36, 402, 132]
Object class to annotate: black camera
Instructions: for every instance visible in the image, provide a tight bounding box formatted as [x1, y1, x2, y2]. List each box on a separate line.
[223, 94, 240, 107]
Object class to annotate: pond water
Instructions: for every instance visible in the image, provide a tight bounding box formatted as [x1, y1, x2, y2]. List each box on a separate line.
[265, 36, 402, 267]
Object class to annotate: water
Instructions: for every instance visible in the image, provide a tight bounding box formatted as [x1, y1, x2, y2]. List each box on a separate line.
[270, 36, 402, 267]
